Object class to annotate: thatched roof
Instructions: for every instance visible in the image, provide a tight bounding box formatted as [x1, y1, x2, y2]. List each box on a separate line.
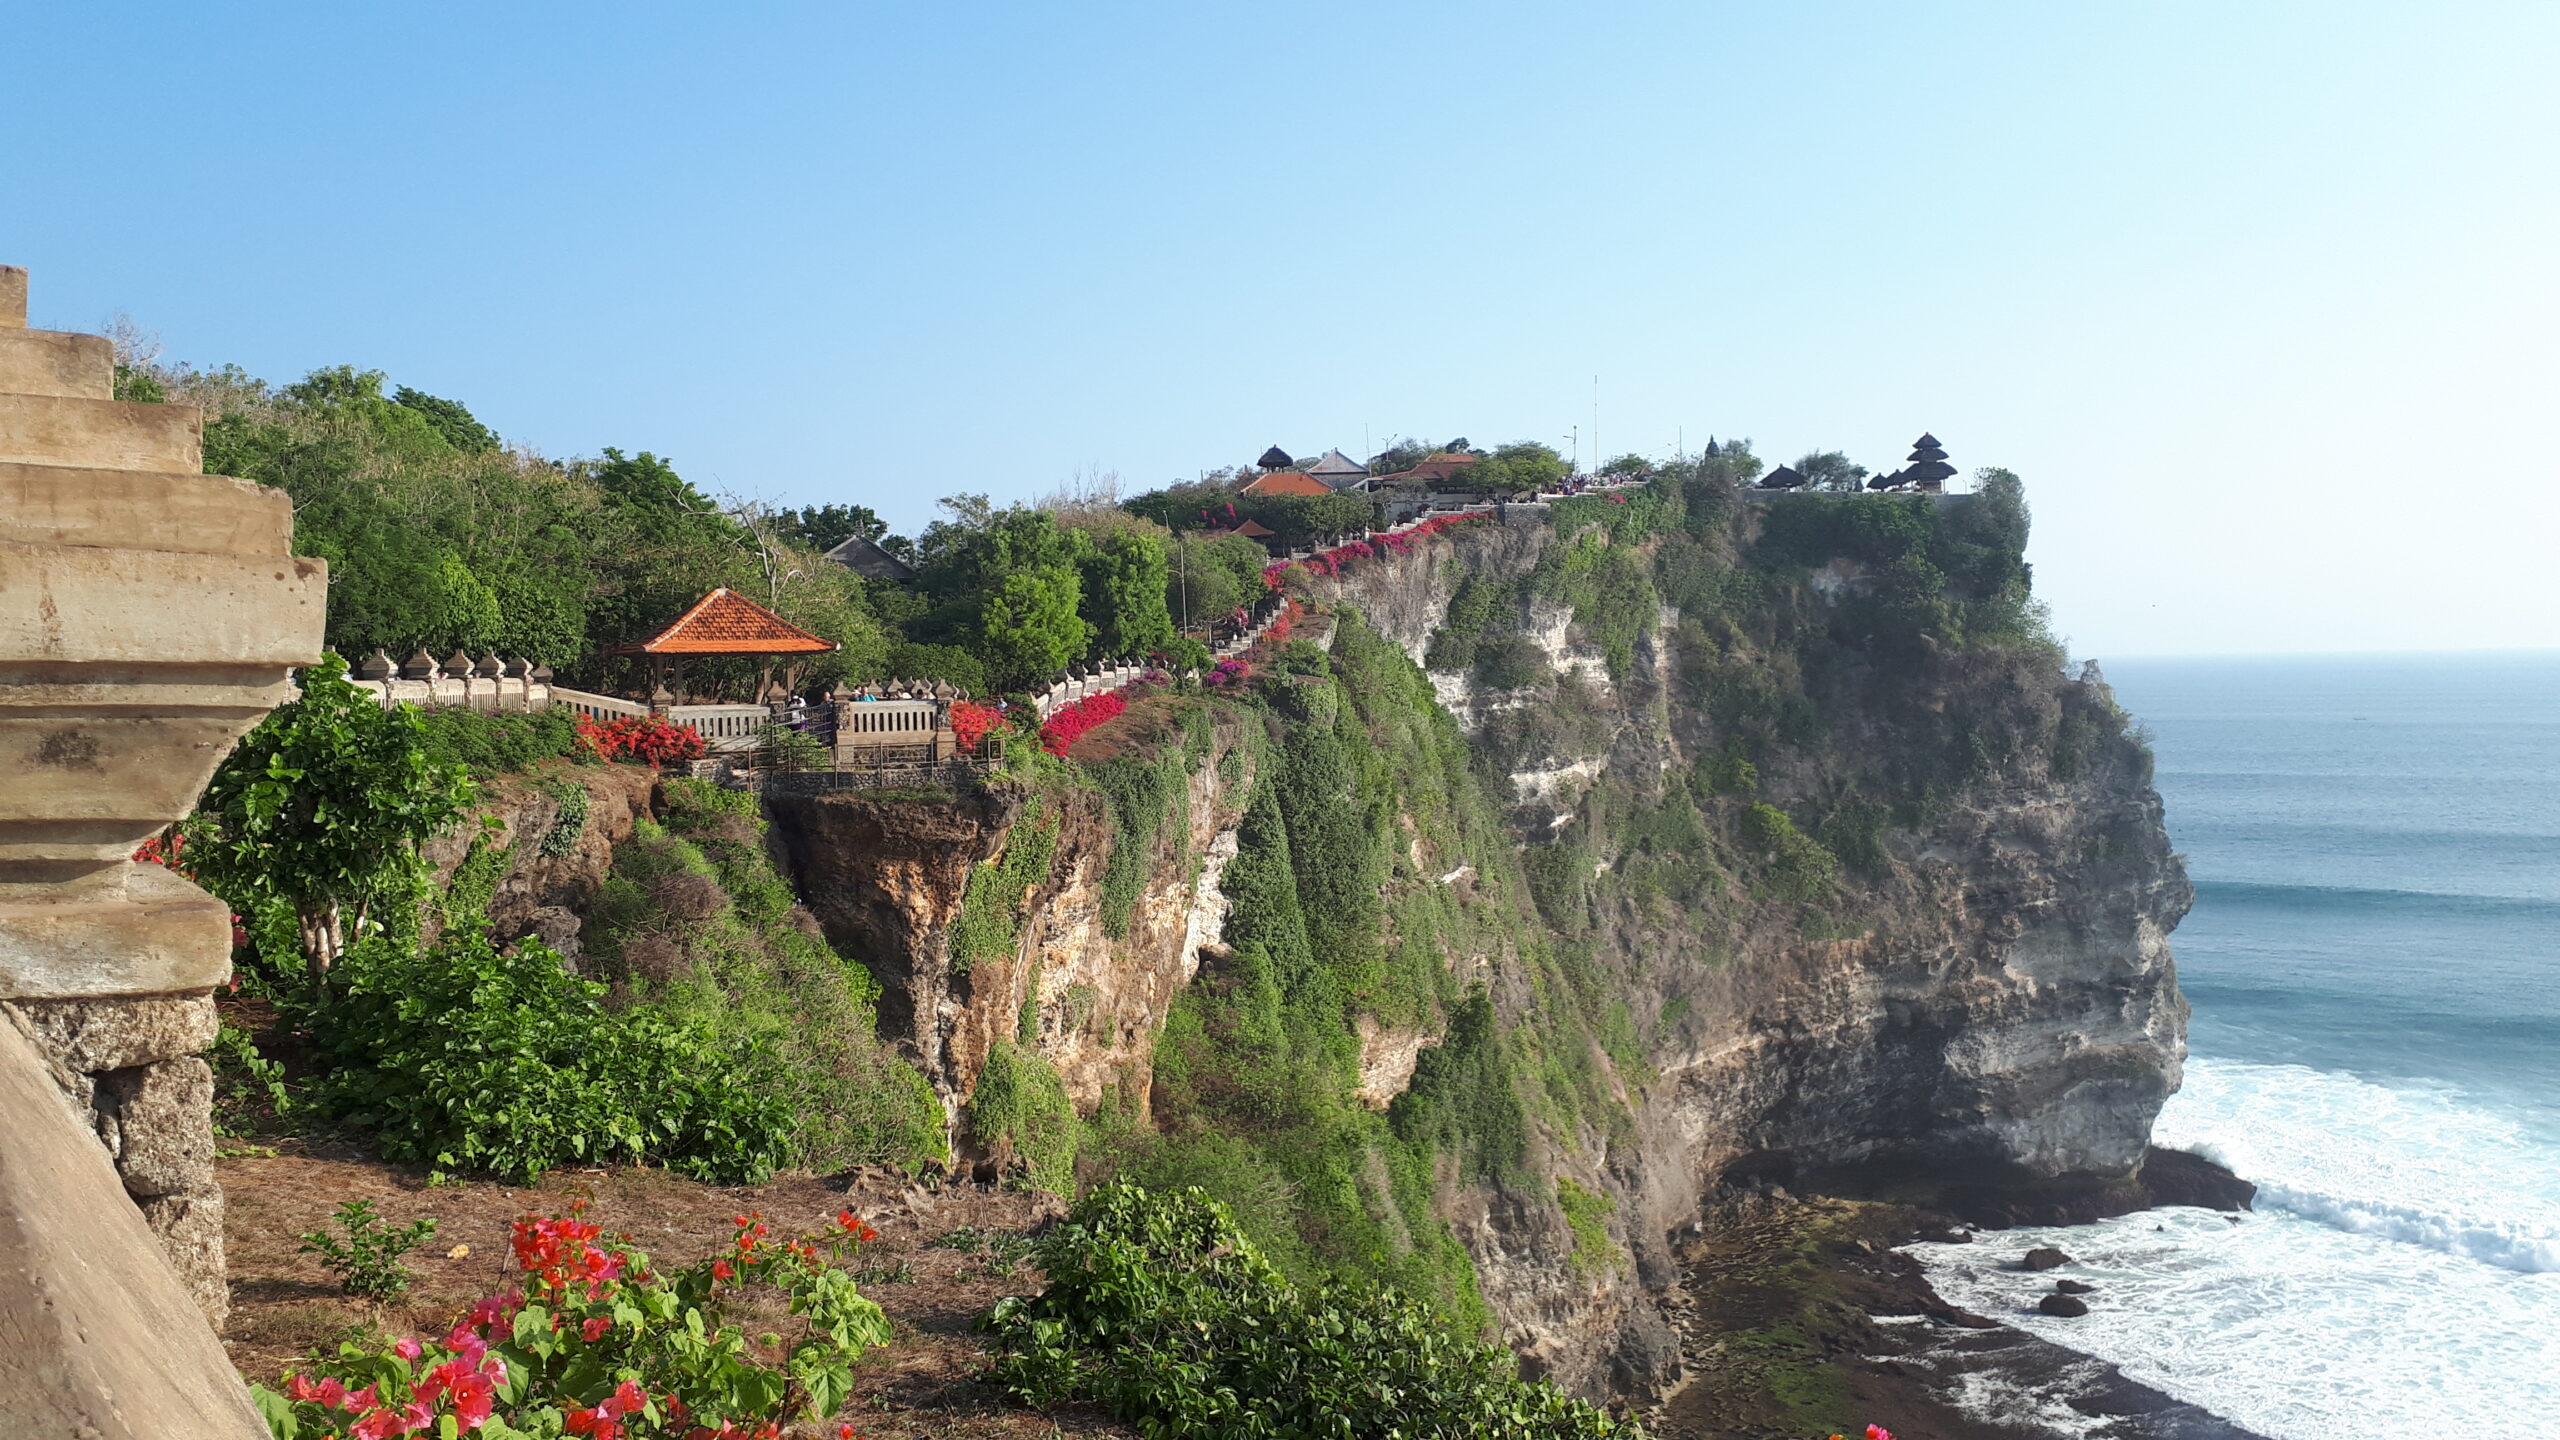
[1912, 432, 1941, 450]
[1867, 470, 1904, 490]
[1257, 446, 1295, 469]
[1758, 464, 1807, 490]
[1908, 460, 1957, 482]
[1909, 445, 1948, 463]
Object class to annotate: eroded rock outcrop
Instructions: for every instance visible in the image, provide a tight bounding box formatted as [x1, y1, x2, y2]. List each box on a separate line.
[766, 707, 1255, 1154]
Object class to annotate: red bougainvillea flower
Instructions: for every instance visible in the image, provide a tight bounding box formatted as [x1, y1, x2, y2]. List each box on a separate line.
[582, 1315, 612, 1342]
[712, 1259, 734, 1281]
[947, 700, 1003, 754]
[1039, 691, 1127, 757]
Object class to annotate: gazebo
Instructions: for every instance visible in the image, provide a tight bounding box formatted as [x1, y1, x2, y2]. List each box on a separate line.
[613, 588, 837, 706]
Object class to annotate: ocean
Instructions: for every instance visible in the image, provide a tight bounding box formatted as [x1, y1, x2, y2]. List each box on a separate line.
[1909, 652, 2560, 1438]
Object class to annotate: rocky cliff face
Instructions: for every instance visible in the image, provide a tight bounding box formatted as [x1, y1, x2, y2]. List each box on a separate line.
[766, 707, 1256, 1159]
[1313, 516, 2191, 1395]
[742, 501, 2188, 1407]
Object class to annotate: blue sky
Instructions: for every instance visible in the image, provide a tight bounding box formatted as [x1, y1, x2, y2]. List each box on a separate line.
[6, 2, 2554, 657]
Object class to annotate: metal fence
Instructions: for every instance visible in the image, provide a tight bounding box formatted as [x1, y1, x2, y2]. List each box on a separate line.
[759, 762, 991, 797]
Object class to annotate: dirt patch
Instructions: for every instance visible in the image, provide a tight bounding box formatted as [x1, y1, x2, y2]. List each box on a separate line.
[220, 1146, 1135, 1438]
[1060, 691, 1194, 764]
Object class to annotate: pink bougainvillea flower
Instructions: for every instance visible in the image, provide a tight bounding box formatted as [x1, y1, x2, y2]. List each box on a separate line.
[393, 1337, 423, 1361]
[582, 1315, 611, 1342]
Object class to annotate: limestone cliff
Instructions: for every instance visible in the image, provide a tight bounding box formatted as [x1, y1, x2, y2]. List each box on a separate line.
[1310, 503, 2190, 1395]
[751, 484, 2189, 1408]
[766, 706, 1255, 1163]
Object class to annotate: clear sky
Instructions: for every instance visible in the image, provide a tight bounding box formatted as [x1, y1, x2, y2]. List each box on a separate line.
[6, 3, 2554, 658]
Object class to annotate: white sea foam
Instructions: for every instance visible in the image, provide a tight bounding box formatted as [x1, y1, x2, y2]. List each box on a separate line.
[2158, 1060, 2560, 1274]
[1908, 1057, 2560, 1440]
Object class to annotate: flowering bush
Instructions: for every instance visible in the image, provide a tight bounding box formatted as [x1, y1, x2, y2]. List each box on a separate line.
[1205, 658, 1247, 688]
[947, 700, 1004, 755]
[254, 1207, 890, 1440]
[574, 716, 707, 767]
[1038, 692, 1126, 757]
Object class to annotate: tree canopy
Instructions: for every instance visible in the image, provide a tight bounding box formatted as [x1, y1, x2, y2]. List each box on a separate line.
[185, 654, 475, 973]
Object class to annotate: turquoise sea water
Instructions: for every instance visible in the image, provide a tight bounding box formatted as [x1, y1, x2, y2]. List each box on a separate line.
[1911, 653, 2560, 1438]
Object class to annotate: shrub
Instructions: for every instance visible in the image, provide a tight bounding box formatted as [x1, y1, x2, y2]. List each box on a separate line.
[575, 714, 707, 766]
[417, 706, 586, 779]
[298, 1199, 436, 1301]
[585, 781, 951, 1172]
[948, 699, 1005, 754]
[1554, 1178, 1619, 1278]
[1741, 803, 1839, 904]
[254, 1208, 891, 1440]
[536, 778, 590, 859]
[751, 720, 829, 773]
[1039, 691, 1126, 756]
[298, 929, 792, 1183]
[983, 1183, 1632, 1439]
[963, 1041, 1077, 1193]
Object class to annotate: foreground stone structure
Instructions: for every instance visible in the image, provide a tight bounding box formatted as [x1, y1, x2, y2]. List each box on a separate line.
[1, 263, 321, 1433]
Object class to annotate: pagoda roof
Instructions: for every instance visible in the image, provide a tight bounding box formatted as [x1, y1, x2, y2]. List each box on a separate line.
[616, 588, 837, 655]
[1912, 432, 1942, 450]
[1241, 470, 1335, 498]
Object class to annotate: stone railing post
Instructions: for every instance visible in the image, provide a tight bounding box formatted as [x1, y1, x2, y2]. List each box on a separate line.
[0, 266, 314, 1430]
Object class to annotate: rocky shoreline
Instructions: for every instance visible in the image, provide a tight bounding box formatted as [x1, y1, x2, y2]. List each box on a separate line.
[1646, 1157, 2270, 1440]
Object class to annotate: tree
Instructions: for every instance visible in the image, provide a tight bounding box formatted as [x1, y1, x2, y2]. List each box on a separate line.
[1079, 529, 1177, 659]
[1122, 476, 1244, 534]
[779, 503, 888, 553]
[186, 655, 475, 979]
[1468, 442, 1569, 495]
[1795, 450, 1868, 493]
[392, 387, 501, 452]
[975, 566, 1091, 690]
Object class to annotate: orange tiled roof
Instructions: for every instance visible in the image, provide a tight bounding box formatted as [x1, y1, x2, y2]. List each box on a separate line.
[1241, 471, 1333, 498]
[622, 588, 837, 655]
[1233, 520, 1276, 538]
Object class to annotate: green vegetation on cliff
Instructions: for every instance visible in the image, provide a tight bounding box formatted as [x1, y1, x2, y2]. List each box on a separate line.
[985, 1183, 1630, 1438]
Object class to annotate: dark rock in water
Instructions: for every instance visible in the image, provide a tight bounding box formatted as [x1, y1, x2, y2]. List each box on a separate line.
[2140, 1146, 2256, 1211]
[2055, 1278, 2097, 1294]
[2038, 1293, 2090, 1317]
[2021, 1246, 2070, 1271]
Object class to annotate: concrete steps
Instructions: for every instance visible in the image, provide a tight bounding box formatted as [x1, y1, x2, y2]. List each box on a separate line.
[0, 329, 114, 401]
[0, 391, 202, 473]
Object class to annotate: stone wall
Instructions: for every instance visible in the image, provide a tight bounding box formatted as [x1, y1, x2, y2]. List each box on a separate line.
[0, 259, 323, 1366]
